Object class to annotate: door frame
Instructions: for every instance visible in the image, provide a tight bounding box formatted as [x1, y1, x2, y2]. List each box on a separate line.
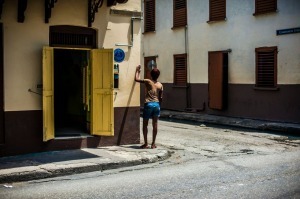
[43, 47, 114, 141]
[0, 23, 4, 144]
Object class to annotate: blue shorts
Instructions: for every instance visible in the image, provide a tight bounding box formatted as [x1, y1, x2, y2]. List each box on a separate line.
[143, 102, 160, 119]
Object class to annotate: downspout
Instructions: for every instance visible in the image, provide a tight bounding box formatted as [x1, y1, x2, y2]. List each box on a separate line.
[115, 16, 142, 47]
[184, 27, 205, 112]
[185, 26, 191, 109]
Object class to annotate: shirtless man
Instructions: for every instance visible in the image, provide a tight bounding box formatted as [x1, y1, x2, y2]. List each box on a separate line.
[135, 65, 163, 149]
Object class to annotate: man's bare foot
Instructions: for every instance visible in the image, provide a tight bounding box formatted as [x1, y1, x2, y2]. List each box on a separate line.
[151, 144, 157, 149]
[140, 144, 149, 149]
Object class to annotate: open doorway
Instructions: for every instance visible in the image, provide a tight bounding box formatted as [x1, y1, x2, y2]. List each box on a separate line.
[54, 49, 90, 137]
[43, 47, 114, 141]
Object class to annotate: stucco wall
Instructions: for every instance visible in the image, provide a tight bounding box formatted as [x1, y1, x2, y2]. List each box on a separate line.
[142, 0, 300, 84]
[2, 0, 141, 111]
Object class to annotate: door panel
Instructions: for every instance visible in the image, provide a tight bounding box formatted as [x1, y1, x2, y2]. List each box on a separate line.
[0, 23, 3, 144]
[90, 49, 114, 136]
[208, 52, 224, 110]
[43, 47, 55, 141]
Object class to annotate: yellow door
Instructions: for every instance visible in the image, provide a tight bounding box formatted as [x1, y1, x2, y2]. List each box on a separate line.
[43, 47, 55, 141]
[90, 49, 114, 136]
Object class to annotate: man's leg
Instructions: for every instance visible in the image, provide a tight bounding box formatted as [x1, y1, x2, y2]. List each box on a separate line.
[141, 118, 149, 148]
[151, 116, 158, 148]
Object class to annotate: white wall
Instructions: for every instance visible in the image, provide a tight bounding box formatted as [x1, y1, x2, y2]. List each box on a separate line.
[104, 10, 142, 108]
[142, 0, 300, 84]
[2, 0, 141, 111]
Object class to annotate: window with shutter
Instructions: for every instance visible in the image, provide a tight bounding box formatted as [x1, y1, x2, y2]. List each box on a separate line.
[174, 54, 187, 86]
[254, 0, 277, 15]
[173, 0, 187, 28]
[144, 0, 155, 32]
[255, 47, 277, 89]
[208, 0, 226, 22]
[50, 25, 97, 48]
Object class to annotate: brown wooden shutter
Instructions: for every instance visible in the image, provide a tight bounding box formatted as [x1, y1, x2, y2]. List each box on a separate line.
[173, 0, 187, 28]
[144, 0, 155, 32]
[209, 0, 226, 22]
[254, 0, 277, 15]
[255, 47, 277, 88]
[174, 54, 187, 86]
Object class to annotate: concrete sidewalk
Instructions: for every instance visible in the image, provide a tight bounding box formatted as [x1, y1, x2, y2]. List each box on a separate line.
[0, 145, 171, 184]
[159, 110, 300, 135]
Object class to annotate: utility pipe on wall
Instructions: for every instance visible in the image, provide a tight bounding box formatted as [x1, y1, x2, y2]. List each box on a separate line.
[115, 16, 143, 47]
[185, 26, 192, 109]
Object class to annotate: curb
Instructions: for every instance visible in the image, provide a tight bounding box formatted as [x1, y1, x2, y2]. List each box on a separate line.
[158, 111, 300, 135]
[0, 150, 173, 184]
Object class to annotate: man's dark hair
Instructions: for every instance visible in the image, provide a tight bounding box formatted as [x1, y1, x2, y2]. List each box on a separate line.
[151, 68, 160, 80]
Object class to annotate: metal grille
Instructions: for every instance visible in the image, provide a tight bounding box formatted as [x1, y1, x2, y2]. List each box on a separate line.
[144, 0, 155, 32]
[173, 0, 187, 28]
[209, 0, 226, 21]
[51, 33, 94, 47]
[50, 26, 97, 48]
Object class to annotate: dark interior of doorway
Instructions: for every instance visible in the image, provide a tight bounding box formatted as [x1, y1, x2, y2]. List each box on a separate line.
[54, 49, 90, 138]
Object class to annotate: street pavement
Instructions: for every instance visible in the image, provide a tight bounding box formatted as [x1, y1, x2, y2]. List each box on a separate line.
[0, 110, 299, 184]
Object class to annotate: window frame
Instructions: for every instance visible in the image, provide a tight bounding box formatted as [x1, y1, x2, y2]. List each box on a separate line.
[43, 47, 114, 141]
[255, 46, 278, 90]
[253, 0, 277, 16]
[207, 0, 226, 23]
[49, 25, 97, 49]
[173, 53, 187, 87]
[144, 0, 156, 33]
[173, 0, 187, 29]
[144, 56, 157, 79]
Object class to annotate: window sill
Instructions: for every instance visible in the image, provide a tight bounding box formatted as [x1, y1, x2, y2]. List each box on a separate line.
[207, 18, 227, 24]
[253, 10, 278, 16]
[171, 25, 187, 30]
[172, 85, 188, 88]
[142, 30, 156, 34]
[253, 86, 279, 91]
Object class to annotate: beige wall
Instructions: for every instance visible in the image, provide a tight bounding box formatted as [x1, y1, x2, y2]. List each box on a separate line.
[142, 0, 300, 84]
[2, 0, 141, 111]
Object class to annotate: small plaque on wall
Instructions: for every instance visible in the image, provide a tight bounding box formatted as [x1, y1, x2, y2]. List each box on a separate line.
[276, 27, 300, 35]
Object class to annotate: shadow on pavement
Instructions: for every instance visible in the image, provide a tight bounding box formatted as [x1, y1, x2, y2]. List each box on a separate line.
[0, 149, 99, 170]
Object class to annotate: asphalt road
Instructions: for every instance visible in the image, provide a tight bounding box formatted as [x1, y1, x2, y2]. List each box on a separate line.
[1, 119, 299, 199]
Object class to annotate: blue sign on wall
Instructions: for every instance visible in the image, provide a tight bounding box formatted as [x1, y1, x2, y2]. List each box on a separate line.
[276, 27, 300, 36]
[114, 48, 125, 63]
